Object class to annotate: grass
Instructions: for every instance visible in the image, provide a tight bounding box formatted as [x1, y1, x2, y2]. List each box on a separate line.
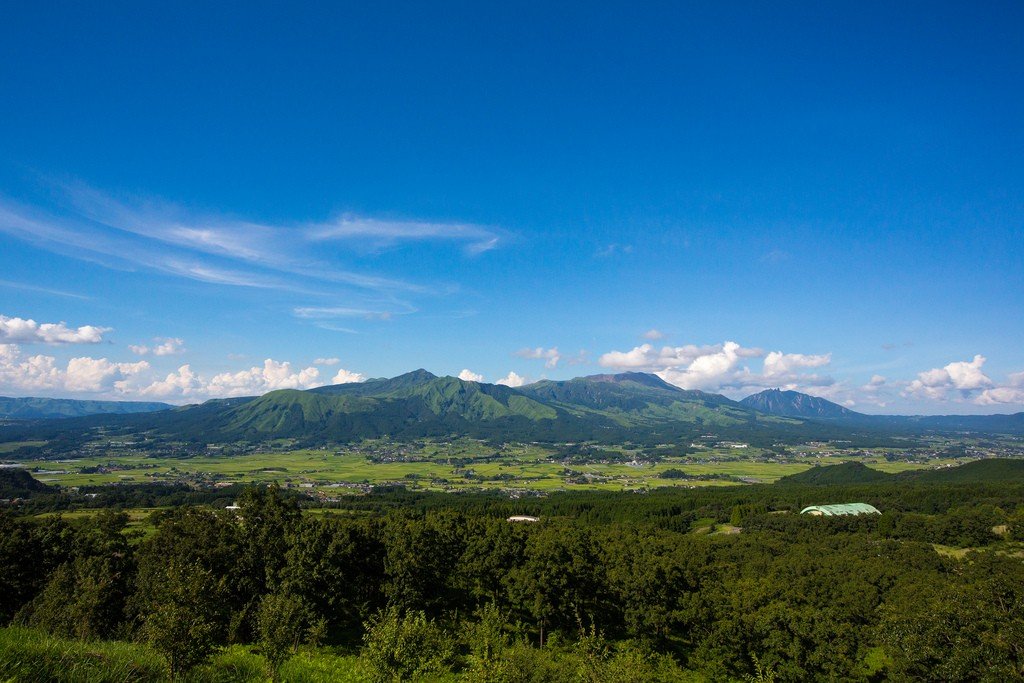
[0, 625, 164, 682]
[0, 441, 46, 453]
[0, 627, 367, 682]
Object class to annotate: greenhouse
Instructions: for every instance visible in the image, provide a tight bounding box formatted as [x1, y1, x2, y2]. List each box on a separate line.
[800, 503, 881, 516]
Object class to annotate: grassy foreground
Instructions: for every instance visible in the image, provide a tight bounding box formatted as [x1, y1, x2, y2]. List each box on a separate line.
[0, 626, 703, 682]
[0, 627, 364, 682]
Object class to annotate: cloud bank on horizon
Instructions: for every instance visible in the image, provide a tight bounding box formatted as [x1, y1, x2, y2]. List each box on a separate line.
[1, 312, 1022, 412]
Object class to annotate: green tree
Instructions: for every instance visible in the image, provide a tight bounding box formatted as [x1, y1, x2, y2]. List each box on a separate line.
[361, 606, 456, 682]
[255, 592, 310, 680]
[140, 560, 221, 679]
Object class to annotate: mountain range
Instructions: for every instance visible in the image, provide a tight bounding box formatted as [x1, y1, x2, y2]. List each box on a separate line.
[0, 396, 172, 420]
[1, 371, 1022, 448]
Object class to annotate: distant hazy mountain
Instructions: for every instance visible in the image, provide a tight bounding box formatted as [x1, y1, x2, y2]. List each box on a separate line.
[0, 396, 172, 420]
[740, 389, 860, 418]
[739, 388, 1024, 435]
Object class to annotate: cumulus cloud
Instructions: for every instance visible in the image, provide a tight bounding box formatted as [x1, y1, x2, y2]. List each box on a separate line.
[458, 369, 485, 382]
[762, 351, 831, 377]
[0, 315, 109, 344]
[64, 357, 150, 392]
[314, 357, 340, 366]
[331, 368, 366, 384]
[975, 387, 1024, 405]
[599, 342, 764, 373]
[139, 364, 204, 398]
[203, 359, 321, 397]
[973, 370, 1024, 405]
[905, 355, 993, 400]
[0, 344, 148, 394]
[642, 329, 665, 340]
[0, 344, 62, 390]
[137, 359, 363, 398]
[130, 337, 186, 356]
[598, 340, 834, 394]
[515, 347, 561, 369]
[496, 371, 527, 387]
[656, 342, 755, 390]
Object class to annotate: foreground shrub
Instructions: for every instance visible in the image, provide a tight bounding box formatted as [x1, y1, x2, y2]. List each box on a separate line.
[361, 607, 456, 682]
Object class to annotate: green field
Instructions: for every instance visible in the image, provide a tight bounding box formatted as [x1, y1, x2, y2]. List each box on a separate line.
[7, 438, 968, 496]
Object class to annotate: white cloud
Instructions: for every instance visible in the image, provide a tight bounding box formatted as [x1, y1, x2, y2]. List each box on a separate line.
[642, 329, 665, 340]
[140, 365, 204, 398]
[515, 347, 561, 369]
[153, 338, 185, 356]
[293, 306, 407, 321]
[869, 374, 886, 386]
[308, 215, 502, 256]
[496, 371, 527, 387]
[0, 344, 149, 394]
[64, 357, 149, 392]
[905, 355, 993, 400]
[599, 342, 764, 372]
[975, 387, 1024, 405]
[973, 370, 1024, 406]
[206, 359, 322, 397]
[0, 344, 61, 390]
[314, 357, 340, 366]
[656, 341, 754, 390]
[458, 369, 485, 382]
[0, 183, 504, 336]
[0, 315, 109, 344]
[130, 337, 186, 356]
[331, 368, 366, 384]
[762, 351, 831, 377]
[598, 340, 834, 394]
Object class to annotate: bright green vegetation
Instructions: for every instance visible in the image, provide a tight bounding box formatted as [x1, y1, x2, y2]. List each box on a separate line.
[4, 469, 1024, 681]
[2, 371, 949, 455]
[7, 437, 978, 495]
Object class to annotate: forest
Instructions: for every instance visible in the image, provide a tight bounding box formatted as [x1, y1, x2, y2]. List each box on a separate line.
[2, 467, 1024, 682]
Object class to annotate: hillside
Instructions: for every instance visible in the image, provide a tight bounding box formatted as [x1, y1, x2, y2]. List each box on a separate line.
[0, 370, 885, 448]
[896, 458, 1024, 484]
[0, 468, 53, 498]
[0, 396, 172, 420]
[3, 370, 1019, 449]
[740, 389, 859, 418]
[777, 461, 891, 485]
[778, 458, 1024, 486]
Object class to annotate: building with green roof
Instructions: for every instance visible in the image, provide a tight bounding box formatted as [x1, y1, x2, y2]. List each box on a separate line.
[800, 503, 881, 516]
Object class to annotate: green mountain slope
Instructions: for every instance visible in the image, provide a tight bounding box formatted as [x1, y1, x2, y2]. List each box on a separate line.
[740, 389, 859, 418]
[779, 458, 1024, 486]
[519, 372, 802, 432]
[777, 461, 892, 485]
[0, 396, 172, 420]
[0, 370, 994, 448]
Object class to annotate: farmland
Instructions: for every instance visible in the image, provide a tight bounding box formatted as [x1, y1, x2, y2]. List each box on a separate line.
[6, 435, 990, 498]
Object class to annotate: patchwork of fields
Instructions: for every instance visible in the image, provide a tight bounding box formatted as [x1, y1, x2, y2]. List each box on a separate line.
[6, 437, 967, 497]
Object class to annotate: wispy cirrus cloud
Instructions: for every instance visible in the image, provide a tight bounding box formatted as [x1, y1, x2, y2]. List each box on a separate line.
[0, 181, 506, 326]
[308, 215, 503, 255]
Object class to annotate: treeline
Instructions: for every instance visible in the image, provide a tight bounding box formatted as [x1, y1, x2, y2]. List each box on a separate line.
[3, 486, 1024, 681]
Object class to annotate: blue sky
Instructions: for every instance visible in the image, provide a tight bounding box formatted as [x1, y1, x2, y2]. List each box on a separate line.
[1, 1, 1022, 413]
